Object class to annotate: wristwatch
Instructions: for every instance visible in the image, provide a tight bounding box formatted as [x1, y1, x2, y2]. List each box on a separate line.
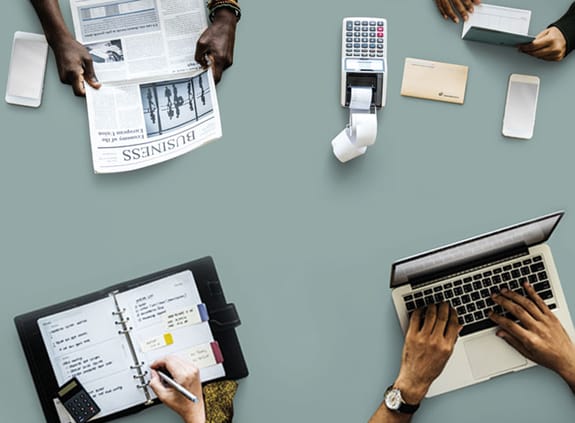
[383, 385, 420, 414]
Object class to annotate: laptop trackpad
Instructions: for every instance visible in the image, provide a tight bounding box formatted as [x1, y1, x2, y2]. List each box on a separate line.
[464, 333, 527, 380]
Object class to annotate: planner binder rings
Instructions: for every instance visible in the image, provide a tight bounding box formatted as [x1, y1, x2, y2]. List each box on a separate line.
[14, 257, 247, 423]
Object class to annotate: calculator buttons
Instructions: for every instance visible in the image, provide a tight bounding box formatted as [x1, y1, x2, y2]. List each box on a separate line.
[344, 19, 385, 59]
[59, 378, 101, 423]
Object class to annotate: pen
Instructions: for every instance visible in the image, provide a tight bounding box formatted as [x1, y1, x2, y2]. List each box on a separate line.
[156, 370, 199, 403]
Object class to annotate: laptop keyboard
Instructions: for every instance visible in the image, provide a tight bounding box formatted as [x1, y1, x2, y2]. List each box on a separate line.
[402, 255, 556, 336]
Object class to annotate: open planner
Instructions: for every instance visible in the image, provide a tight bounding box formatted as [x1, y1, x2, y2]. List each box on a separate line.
[15, 257, 247, 423]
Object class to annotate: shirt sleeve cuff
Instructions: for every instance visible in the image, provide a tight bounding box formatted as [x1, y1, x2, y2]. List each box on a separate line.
[549, 4, 575, 56]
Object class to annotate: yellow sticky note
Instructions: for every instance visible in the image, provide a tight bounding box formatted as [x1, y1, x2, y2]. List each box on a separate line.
[163, 333, 174, 346]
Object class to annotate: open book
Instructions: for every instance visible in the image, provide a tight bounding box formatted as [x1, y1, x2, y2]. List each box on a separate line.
[15, 257, 247, 423]
[68, 0, 222, 173]
[462, 3, 535, 46]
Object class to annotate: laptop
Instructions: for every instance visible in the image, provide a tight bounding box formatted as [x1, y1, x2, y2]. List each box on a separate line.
[390, 211, 575, 396]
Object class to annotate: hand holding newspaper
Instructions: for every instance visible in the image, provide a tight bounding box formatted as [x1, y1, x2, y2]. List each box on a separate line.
[69, 0, 222, 173]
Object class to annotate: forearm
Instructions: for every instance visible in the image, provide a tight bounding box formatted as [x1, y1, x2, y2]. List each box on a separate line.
[211, 6, 238, 29]
[183, 415, 206, 423]
[30, 0, 74, 46]
[369, 379, 427, 423]
[564, 374, 575, 395]
[558, 360, 575, 395]
[369, 403, 413, 423]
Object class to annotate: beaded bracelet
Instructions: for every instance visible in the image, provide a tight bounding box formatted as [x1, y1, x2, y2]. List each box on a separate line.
[207, 0, 241, 22]
[207, 0, 239, 9]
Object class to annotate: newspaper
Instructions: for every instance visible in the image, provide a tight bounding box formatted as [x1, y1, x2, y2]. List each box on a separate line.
[69, 0, 221, 173]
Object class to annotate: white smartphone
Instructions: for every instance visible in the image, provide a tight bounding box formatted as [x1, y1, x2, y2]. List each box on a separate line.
[5, 31, 49, 108]
[502, 74, 540, 140]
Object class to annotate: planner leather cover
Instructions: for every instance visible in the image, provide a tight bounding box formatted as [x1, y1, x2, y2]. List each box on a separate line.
[400, 58, 469, 105]
[14, 256, 248, 423]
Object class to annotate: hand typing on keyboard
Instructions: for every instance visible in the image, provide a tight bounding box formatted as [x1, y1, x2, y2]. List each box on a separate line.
[394, 303, 461, 403]
[370, 303, 460, 423]
[490, 282, 575, 393]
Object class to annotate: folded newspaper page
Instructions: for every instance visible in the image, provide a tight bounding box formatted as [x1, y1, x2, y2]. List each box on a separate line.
[69, 0, 221, 173]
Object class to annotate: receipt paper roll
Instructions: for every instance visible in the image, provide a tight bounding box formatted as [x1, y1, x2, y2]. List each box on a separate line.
[331, 128, 368, 162]
[350, 112, 377, 147]
[349, 86, 373, 110]
[331, 86, 378, 162]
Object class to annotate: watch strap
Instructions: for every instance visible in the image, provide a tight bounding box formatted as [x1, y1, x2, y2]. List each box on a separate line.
[397, 401, 419, 414]
[385, 385, 420, 415]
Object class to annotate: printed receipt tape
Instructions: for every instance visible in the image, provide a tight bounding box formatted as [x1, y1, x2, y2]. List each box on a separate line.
[331, 86, 378, 163]
[349, 86, 372, 109]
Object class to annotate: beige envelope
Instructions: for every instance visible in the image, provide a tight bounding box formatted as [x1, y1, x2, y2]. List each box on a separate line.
[400, 58, 469, 104]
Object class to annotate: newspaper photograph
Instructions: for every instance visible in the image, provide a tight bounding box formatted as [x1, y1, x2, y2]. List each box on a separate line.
[69, 0, 221, 173]
[70, 0, 207, 83]
[85, 69, 221, 173]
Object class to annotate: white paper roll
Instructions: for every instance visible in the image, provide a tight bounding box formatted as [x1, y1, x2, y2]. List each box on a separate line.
[349, 86, 373, 111]
[331, 128, 367, 163]
[331, 86, 378, 163]
[350, 112, 377, 147]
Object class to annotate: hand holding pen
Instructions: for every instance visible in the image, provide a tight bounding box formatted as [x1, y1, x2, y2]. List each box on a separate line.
[149, 355, 206, 423]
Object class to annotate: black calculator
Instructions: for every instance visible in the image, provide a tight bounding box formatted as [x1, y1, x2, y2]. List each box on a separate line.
[57, 378, 101, 423]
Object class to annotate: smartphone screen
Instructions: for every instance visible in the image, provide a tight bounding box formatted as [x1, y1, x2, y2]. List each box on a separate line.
[5, 32, 49, 107]
[502, 75, 539, 140]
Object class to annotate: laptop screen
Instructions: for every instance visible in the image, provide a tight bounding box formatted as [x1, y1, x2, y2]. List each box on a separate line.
[390, 211, 564, 288]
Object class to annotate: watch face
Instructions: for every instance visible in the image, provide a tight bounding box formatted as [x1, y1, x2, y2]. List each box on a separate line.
[385, 388, 402, 410]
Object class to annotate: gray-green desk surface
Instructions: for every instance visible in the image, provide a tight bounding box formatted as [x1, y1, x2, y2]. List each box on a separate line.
[2, 1, 574, 422]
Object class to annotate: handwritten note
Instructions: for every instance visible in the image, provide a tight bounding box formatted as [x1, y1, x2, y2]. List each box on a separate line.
[117, 271, 225, 381]
[53, 338, 130, 382]
[47, 318, 92, 354]
[165, 305, 205, 329]
[185, 342, 222, 369]
[140, 332, 174, 352]
[118, 271, 202, 329]
[80, 370, 148, 417]
[38, 298, 115, 357]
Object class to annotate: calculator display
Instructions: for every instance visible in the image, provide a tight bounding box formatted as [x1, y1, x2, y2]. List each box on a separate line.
[58, 380, 78, 396]
[345, 58, 385, 72]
